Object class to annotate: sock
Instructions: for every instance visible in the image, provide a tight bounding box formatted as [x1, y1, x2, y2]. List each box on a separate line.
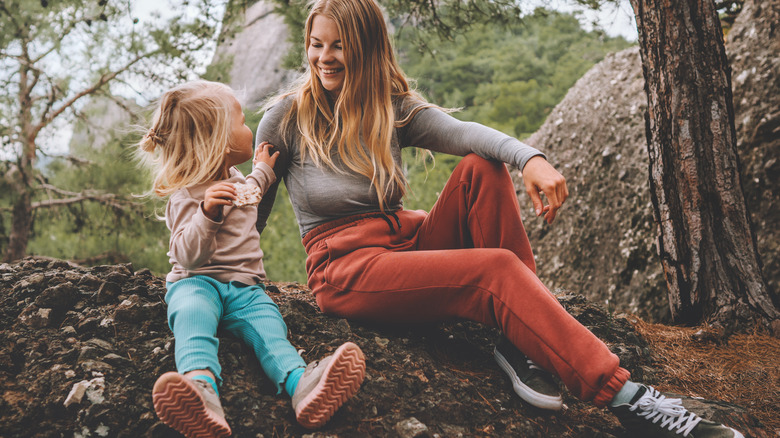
[609, 380, 642, 407]
[191, 374, 219, 396]
[285, 367, 305, 397]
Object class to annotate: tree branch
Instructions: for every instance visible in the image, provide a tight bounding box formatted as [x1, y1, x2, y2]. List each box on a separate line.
[33, 49, 161, 136]
[0, 2, 24, 38]
[32, 182, 140, 211]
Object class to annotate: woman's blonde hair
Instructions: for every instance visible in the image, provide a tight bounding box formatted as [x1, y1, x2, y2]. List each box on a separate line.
[137, 80, 238, 197]
[280, 0, 429, 209]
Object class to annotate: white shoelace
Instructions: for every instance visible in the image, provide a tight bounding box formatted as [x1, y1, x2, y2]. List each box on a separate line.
[630, 387, 703, 436]
[527, 359, 542, 371]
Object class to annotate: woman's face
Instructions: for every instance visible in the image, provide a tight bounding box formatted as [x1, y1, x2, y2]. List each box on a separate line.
[308, 15, 346, 97]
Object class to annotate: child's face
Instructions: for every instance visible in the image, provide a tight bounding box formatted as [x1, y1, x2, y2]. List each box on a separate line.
[226, 95, 254, 167]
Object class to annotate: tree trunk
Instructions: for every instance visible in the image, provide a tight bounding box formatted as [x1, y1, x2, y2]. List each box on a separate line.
[5, 47, 36, 263]
[630, 0, 779, 331]
[5, 138, 35, 263]
[5, 189, 33, 263]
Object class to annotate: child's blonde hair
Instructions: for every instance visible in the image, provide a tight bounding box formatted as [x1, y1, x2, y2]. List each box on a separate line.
[138, 80, 239, 197]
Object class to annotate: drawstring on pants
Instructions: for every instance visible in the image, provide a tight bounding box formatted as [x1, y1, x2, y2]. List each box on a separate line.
[375, 211, 402, 233]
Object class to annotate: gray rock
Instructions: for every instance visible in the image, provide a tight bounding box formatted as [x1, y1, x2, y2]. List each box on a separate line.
[395, 417, 429, 438]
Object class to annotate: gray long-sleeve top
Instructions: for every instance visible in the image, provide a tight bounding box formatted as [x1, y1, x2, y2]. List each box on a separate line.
[255, 95, 544, 237]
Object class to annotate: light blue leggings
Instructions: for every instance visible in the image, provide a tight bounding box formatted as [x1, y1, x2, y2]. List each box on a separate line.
[165, 276, 306, 393]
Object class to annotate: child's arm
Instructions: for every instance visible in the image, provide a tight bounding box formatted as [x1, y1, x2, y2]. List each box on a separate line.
[203, 182, 237, 221]
[166, 184, 236, 270]
[246, 142, 279, 195]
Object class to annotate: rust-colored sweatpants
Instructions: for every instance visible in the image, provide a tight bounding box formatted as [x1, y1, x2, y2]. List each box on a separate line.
[302, 154, 629, 406]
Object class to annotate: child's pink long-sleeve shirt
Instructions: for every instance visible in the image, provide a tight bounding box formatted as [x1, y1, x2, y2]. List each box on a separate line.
[164, 163, 275, 285]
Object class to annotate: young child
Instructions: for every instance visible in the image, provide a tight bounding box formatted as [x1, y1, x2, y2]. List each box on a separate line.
[137, 80, 366, 437]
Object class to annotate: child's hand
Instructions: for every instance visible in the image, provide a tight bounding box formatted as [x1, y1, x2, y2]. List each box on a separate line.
[203, 182, 236, 221]
[254, 142, 280, 168]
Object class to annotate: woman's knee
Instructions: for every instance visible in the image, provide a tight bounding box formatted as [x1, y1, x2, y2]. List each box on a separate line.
[459, 153, 507, 175]
[477, 249, 544, 291]
[456, 154, 513, 190]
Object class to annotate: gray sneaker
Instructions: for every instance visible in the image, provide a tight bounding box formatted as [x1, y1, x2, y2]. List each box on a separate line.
[292, 342, 366, 429]
[610, 384, 744, 437]
[493, 338, 563, 411]
[152, 372, 231, 438]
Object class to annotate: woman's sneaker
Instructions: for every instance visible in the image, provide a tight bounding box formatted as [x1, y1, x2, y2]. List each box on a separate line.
[152, 372, 231, 438]
[493, 338, 563, 411]
[609, 384, 744, 437]
[292, 342, 366, 429]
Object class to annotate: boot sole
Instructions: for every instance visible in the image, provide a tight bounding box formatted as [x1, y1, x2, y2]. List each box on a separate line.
[295, 342, 366, 429]
[494, 348, 563, 411]
[152, 372, 232, 438]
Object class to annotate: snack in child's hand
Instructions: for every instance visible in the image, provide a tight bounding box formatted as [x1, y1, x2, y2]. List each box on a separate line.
[232, 183, 262, 207]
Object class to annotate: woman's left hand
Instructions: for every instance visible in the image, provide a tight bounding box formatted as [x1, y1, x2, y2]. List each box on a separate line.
[520, 156, 568, 224]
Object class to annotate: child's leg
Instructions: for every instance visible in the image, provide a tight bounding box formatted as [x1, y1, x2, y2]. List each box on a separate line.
[155, 276, 231, 437]
[219, 282, 306, 393]
[153, 371, 231, 438]
[291, 341, 365, 429]
[221, 282, 365, 429]
[165, 276, 225, 383]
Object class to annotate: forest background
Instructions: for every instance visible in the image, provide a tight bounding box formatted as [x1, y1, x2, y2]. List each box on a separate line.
[0, 1, 633, 284]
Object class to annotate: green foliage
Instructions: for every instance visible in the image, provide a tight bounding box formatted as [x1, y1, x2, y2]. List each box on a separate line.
[270, 0, 310, 70]
[259, 183, 309, 282]
[396, 9, 632, 139]
[30, 101, 170, 273]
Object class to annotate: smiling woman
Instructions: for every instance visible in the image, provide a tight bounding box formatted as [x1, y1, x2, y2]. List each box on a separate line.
[250, 0, 748, 435]
[307, 16, 345, 96]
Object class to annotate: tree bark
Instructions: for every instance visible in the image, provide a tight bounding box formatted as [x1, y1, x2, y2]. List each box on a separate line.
[630, 0, 779, 330]
[5, 47, 36, 263]
[6, 187, 33, 263]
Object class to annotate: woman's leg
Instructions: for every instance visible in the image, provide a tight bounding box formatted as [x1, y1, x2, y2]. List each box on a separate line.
[306, 154, 626, 406]
[219, 282, 306, 394]
[414, 154, 536, 272]
[414, 154, 628, 407]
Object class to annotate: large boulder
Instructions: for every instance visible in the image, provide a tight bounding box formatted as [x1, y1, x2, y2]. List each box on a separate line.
[208, 1, 298, 110]
[522, 0, 780, 322]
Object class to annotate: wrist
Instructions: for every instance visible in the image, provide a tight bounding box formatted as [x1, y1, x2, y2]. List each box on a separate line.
[201, 203, 222, 222]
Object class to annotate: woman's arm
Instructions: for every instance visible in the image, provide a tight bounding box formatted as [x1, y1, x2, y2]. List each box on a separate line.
[254, 98, 293, 234]
[402, 106, 567, 223]
[402, 106, 545, 170]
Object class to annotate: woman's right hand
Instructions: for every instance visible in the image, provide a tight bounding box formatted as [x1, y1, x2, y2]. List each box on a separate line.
[520, 156, 569, 224]
[202, 182, 237, 221]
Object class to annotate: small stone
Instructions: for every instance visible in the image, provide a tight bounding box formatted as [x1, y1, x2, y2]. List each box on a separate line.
[64, 380, 90, 407]
[78, 274, 103, 290]
[96, 281, 122, 304]
[395, 417, 429, 438]
[35, 282, 79, 308]
[85, 377, 106, 404]
[77, 317, 99, 333]
[18, 306, 52, 328]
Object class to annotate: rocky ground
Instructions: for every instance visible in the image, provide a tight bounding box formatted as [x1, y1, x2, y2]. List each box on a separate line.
[0, 258, 770, 437]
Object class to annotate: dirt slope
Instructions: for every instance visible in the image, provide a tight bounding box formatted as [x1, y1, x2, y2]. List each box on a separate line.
[1, 258, 771, 437]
